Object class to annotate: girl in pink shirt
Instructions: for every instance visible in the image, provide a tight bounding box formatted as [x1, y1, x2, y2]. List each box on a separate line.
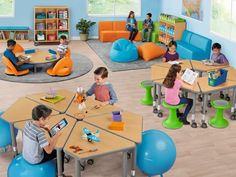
[163, 64, 193, 125]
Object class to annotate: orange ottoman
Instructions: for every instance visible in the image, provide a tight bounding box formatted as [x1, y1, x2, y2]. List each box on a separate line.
[138, 42, 166, 61]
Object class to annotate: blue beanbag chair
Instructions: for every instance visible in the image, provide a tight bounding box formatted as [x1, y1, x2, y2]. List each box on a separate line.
[110, 38, 138, 62]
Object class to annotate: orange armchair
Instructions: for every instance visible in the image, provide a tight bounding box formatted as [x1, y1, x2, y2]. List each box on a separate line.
[1, 56, 29, 76]
[47, 56, 73, 76]
[13, 43, 24, 54]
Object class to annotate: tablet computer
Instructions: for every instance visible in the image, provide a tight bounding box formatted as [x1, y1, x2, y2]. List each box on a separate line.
[49, 118, 68, 137]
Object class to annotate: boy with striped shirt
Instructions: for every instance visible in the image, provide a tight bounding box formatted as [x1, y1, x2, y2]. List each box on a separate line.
[22, 105, 71, 177]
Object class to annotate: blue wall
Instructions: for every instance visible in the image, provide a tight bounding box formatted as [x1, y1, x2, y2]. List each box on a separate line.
[160, 0, 236, 68]
[0, 0, 160, 38]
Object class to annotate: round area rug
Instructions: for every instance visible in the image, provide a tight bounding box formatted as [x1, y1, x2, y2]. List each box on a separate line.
[0, 53, 93, 83]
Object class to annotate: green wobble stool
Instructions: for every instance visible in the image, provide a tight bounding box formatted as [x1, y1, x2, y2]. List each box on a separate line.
[209, 100, 231, 128]
[140, 80, 153, 105]
[162, 101, 184, 129]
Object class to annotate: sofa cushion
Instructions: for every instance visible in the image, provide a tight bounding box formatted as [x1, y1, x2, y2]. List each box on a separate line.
[182, 30, 192, 43]
[100, 31, 117, 42]
[138, 42, 165, 61]
[189, 33, 211, 51]
[99, 21, 113, 31]
[113, 21, 126, 31]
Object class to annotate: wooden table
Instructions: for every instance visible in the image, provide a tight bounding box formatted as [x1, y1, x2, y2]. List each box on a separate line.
[17, 50, 59, 73]
[26, 89, 75, 113]
[1, 97, 59, 156]
[190, 60, 229, 76]
[14, 114, 76, 177]
[151, 65, 169, 81]
[64, 121, 135, 177]
[84, 111, 142, 144]
[198, 77, 236, 127]
[224, 66, 236, 81]
[153, 60, 192, 70]
[66, 97, 122, 120]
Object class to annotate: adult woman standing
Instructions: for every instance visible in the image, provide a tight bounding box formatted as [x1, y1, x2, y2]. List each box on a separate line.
[126, 11, 138, 42]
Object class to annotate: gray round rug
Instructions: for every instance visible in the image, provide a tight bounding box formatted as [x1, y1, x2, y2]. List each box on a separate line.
[0, 53, 93, 83]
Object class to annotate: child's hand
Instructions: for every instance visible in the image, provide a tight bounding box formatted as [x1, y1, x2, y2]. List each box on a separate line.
[100, 101, 109, 107]
[55, 131, 62, 138]
[42, 124, 50, 132]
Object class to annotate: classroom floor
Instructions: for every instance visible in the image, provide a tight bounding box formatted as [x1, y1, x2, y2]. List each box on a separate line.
[1, 41, 236, 177]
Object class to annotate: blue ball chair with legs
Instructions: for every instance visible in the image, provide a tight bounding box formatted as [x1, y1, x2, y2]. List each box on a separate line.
[110, 38, 138, 62]
[8, 154, 57, 177]
[136, 129, 176, 177]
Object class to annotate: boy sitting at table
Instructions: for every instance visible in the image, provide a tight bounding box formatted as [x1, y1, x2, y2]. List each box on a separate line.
[22, 105, 71, 177]
[3, 39, 34, 71]
[57, 35, 68, 59]
[211, 43, 229, 66]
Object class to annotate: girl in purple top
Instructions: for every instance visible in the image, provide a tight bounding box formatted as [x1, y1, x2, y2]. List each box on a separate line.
[163, 64, 196, 125]
[162, 41, 179, 62]
[211, 43, 229, 66]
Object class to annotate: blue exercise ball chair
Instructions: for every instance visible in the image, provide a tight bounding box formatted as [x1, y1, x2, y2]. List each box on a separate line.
[8, 154, 57, 177]
[137, 129, 176, 177]
[110, 38, 138, 62]
[0, 112, 18, 150]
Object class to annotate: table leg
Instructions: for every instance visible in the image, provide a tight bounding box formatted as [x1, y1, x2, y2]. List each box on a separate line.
[75, 159, 81, 177]
[57, 149, 63, 177]
[153, 83, 158, 114]
[10, 123, 18, 156]
[131, 148, 136, 177]
[230, 88, 236, 120]
[201, 94, 208, 128]
[34, 65, 37, 73]
[191, 93, 197, 128]
[122, 151, 128, 177]
[157, 84, 163, 117]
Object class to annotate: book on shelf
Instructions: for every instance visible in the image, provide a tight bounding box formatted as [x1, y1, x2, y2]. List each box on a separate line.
[181, 68, 198, 85]
[9, 31, 15, 40]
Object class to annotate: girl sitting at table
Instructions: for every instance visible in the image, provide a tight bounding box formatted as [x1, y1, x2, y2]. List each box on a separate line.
[162, 41, 179, 62]
[163, 64, 196, 125]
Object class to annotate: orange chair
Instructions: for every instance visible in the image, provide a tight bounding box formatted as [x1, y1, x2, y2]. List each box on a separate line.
[65, 48, 71, 57]
[47, 56, 73, 76]
[1, 56, 29, 76]
[13, 43, 24, 54]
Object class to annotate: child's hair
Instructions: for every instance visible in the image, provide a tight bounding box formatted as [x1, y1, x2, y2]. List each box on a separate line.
[60, 35, 67, 40]
[128, 11, 135, 18]
[212, 43, 221, 50]
[163, 64, 181, 88]
[7, 39, 16, 47]
[94, 67, 108, 79]
[167, 40, 177, 52]
[147, 13, 152, 17]
[32, 105, 52, 121]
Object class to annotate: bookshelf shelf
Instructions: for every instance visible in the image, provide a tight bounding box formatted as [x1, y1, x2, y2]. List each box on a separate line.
[159, 13, 186, 45]
[34, 6, 69, 45]
[0, 27, 30, 42]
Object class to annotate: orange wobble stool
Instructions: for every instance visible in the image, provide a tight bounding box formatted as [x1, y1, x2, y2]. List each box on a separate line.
[1, 56, 29, 76]
[12, 43, 24, 54]
[47, 56, 73, 76]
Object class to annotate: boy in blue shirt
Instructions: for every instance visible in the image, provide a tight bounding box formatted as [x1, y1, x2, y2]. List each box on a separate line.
[3, 39, 34, 71]
[142, 13, 153, 42]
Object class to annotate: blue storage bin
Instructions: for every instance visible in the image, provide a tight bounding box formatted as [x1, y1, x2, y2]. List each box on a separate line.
[208, 69, 228, 87]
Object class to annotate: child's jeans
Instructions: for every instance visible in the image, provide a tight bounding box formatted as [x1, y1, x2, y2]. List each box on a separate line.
[177, 97, 193, 119]
[127, 26, 138, 41]
[40, 149, 65, 173]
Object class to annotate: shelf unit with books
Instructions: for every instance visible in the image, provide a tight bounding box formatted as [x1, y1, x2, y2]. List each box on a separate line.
[159, 13, 186, 45]
[0, 27, 30, 42]
[34, 6, 69, 46]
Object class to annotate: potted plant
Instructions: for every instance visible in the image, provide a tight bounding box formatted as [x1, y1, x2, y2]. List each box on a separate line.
[76, 18, 96, 41]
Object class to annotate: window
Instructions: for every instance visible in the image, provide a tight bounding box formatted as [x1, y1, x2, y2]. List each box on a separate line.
[211, 0, 236, 42]
[0, 0, 14, 17]
[88, 0, 141, 16]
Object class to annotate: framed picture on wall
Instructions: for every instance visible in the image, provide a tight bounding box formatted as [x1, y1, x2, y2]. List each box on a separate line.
[182, 0, 203, 21]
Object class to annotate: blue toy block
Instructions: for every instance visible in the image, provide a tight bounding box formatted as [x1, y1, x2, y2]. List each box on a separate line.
[25, 49, 36, 54]
[112, 111, 122, 122]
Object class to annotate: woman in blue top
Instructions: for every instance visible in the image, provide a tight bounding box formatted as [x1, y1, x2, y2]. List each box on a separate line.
[126, 11, 138, 42]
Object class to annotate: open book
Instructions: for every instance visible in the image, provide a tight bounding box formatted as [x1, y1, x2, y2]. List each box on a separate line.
[168, 61, 182, 65]
[181, 68, 198, 85]
[202, 59, 214, 66]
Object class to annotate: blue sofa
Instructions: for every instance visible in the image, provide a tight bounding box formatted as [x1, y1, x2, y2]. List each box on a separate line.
[176, 30, 212, 60]
[110, 38, 138, 62]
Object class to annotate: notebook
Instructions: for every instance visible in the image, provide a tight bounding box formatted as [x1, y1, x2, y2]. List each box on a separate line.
[40, 95, 65, 104]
